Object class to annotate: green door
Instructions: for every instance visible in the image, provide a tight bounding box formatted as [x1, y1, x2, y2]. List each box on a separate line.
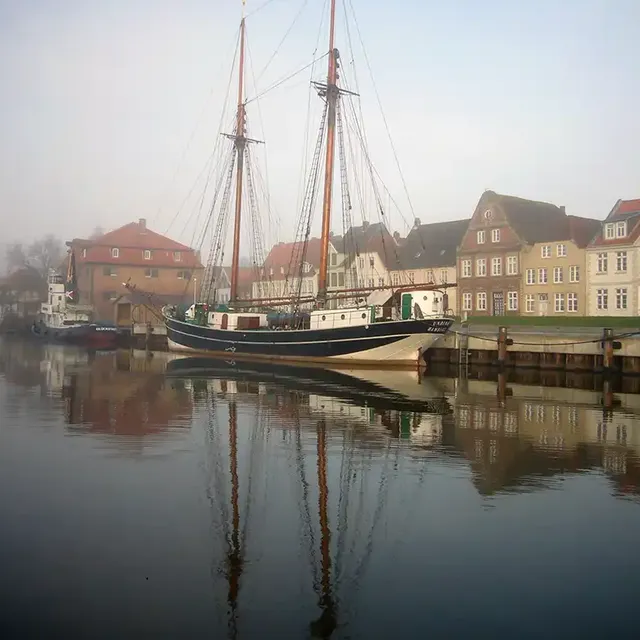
[401, 293, 413, 320]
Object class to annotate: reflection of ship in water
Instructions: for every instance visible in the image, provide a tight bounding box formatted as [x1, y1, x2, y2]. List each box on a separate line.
[167, 356, 453, 447]
[429, 367, 640, 500]
[197, 369, 408, 638]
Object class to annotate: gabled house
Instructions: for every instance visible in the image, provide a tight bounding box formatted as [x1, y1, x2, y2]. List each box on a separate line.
[392, 218, 468, 314]
[457, 191, 574, 317]
[68, 218, 204, 320]
[586, 198, 640, 316]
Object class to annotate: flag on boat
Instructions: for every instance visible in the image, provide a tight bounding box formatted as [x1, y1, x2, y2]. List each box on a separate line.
[65, 249, 79, 303]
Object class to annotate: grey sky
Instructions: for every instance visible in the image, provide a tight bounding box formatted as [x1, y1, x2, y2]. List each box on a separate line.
[1, 0, 638, 251]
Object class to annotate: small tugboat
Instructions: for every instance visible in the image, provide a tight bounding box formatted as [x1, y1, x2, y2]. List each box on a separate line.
[32, 250, 119, 349]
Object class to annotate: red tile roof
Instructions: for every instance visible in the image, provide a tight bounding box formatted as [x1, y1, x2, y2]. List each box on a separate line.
[70, 219, 203, 269]
[263, 238, 322, 270]
[588, 198, 640, 247]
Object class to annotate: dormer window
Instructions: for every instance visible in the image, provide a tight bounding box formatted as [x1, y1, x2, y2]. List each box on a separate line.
[173, 251, 181, 262]
[491, 228, 500, 243]
[82, 249, 87, 258]
[616, 221, 627, 238]
[111, 248, 119, 258]
[144, 250, 152, 260]
[605, 223, 615, 239]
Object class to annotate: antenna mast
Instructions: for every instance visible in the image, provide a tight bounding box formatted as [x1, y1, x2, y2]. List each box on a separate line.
[316, 0, 338, 305]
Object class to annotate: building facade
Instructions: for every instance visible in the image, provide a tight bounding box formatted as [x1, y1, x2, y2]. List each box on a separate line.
[69, 218, 203, 320]
[586, 199, 640, 316]
[457, 191, 588, 318]
[519, 217, 599, 316]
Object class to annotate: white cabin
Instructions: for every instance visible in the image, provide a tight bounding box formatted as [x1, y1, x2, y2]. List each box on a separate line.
[39, 272, 92, 328]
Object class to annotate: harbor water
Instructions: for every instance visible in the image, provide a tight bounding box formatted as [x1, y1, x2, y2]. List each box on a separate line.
[1, 338, 640, 639]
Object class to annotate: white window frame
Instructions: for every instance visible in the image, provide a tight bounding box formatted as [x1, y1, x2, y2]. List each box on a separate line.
[556, 244, 567, 257]
[604, 223, 615, 239]
[491, 257, 502, 276]
[392, 272, 399, 286]
[491, 228, 500, 243]
[567, 292, 578, 313]
[111, 247, 119, 258]
[597, 253, 608, 273]
[541, 245, 551, 258]
[477, 230, 485, 244]
[526, 268, 535, 285]
[616, 251, 627, 272]
[525, 294, 535, 313]
[569, 265, 579, 283]
[596, 288, 608, 311]
[173, 251, 182, 262]
[615, 287, 628, 310]
[462, 292, 472, 311]
[144, 250, 151, 260]
[554, 293, 565, 313]
[461, 259, 472, 278]
[538, 267, 547, 284]
[476, 258, 486, 277]
[616, 221, 627, 238]
[507, 291, 518, 311]
[476, 291, 487, 311]
[553, 266, 563, 284]
[506, 255, 518, 276]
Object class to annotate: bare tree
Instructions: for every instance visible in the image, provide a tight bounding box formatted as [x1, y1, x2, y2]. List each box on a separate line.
[6, 243, 27, 272]
[27, 235, 65, 277]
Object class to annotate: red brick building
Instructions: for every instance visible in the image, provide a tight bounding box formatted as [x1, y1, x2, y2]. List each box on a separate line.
[68, 218, 203, 320]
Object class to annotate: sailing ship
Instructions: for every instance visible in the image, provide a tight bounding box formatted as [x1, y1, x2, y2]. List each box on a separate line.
[163, 1, 454, 367]
[32, 249, 119, 348]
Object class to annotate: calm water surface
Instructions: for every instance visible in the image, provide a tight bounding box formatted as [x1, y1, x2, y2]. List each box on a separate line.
[1, 338, 640, 639]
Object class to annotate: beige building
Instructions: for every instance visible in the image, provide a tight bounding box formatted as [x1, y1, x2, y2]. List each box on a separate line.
[520, 217, 599, 316]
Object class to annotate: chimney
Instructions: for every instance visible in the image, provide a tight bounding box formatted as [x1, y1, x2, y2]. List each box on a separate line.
[393, 231, 401, 243]
[414, 217, 421, 229]
[362, 220, 370, 231]
[559, 206, 565, 214]
[139, 218, 146, 229]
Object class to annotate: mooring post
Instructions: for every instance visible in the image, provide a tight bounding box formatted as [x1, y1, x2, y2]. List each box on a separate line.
[496, 371, 507, 407]
[145, 321, 152, 351]
[602, 327, 614, 372]
[497, 326, 508, 369]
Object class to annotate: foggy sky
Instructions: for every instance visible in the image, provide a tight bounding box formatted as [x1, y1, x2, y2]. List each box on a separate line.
[1, 0, 638, 251]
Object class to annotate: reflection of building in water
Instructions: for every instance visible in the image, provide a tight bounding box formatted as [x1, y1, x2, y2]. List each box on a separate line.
[435, 374, 640, 498]
[60, 350, 194, 437]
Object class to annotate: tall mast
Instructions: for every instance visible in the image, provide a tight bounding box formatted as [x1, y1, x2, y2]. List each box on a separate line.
[316, 0, 338, 305]
[229, 10, 247, 304]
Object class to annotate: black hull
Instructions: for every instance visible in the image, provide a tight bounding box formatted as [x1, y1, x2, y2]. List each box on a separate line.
[165, 356, 451, 415]
[31, 323, 118, 348]
[164, 314, 453, 366]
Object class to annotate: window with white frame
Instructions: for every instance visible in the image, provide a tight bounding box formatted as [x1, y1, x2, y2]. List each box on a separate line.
[173, 251, 181, 262]
[392, 272, 399, 286]
[553, 266, 563, 284]
[440, 269, 447, 283]
[476, 258, 486, 277]
[526, 268, 535, 285]
[507, 291, 518, 311]
[461, 259, 472, 277]
[525, 294, 535, 313]
[426, 269, 434, 282]
[462, 292, 472, 311]
[554, 293, 565, 313]
[111, 247, 119, 258]
[604, 223, 615, 239]
[477, 230, 485, 244]
[567, 292, 578, 312]
[616, 221, 627, 238]
[616, 251, 627, 272]
[569, 265, 579, 283]
[596, 288, 608, 310]
[491, 228, 500, 243]
[491, 257, 502, 276]
[476, 291, 487, 311]
[506, 255, 518, 275]
[616, 287, 628, 310]
[596, 253, 608, 273]
[538, 267, 547, 284]
[408, 272, 414, 283]
[556, 244, 567, 257]
[541, 245, 551, 258]
[144, 250, 151, 260]
[82, 248, 87, 258]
